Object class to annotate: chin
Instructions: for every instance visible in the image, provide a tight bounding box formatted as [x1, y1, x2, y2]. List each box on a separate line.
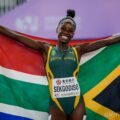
[61, 41, 69, 44]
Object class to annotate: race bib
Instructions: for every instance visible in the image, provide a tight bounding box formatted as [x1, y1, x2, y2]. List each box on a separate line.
[52, 77, 80, 98]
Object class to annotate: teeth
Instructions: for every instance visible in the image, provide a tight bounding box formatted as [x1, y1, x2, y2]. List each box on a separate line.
[61, 36, 68, 39]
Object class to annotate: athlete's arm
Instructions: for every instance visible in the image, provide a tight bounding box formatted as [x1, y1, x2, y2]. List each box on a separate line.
[0, 25, 50, 52]
[75, 35, 120, 55]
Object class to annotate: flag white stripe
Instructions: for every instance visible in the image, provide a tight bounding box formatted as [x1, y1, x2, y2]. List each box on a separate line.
[80, 47, 106, 65]
[0, 103, 49, 120]
[0, 66, 48, 85]
[0, 48, 105, 86]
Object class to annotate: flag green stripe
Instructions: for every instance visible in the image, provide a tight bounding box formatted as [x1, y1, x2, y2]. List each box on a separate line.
[86, 108, 107, 120]
[78, 43, 120, 94]
[0, 75, 50, 112]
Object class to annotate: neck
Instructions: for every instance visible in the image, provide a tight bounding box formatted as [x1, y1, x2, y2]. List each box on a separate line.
[57, 41, 69, 50]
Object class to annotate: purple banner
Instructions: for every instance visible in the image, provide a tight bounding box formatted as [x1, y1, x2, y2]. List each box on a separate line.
[0, 0, 120, 39]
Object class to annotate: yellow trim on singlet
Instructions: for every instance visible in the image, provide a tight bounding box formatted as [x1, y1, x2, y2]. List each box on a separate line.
[45, 46, 64, 112]
[72, 47, 80, 109]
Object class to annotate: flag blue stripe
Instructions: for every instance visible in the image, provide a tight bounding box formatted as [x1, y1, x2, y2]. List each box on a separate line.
[0, 112, 32, 120]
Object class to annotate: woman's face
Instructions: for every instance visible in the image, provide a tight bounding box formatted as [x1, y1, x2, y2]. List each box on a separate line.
[57, 22, 75, 44]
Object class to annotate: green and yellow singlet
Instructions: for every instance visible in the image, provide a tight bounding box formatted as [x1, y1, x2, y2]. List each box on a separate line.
[46, 46, 80, 115]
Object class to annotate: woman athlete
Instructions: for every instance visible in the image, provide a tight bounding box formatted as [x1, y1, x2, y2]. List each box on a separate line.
[0, 9, 120, 120]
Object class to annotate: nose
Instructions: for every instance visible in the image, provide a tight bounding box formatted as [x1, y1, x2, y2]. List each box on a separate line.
[63, 30, 70, 36]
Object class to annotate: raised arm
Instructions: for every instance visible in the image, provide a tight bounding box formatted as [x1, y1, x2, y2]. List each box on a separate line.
[76, 35, 120, 55]
[0, 25, 50, 53]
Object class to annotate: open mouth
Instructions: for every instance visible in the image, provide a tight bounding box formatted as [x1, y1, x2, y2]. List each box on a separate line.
[61, 36, 68, 40]
[60, 35, 70, 42]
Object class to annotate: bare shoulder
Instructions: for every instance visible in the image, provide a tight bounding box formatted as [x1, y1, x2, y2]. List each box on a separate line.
[37, 40, 51, 53]
[74, 43, 87, 53]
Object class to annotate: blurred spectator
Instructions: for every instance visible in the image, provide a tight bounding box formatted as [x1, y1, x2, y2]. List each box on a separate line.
[0, 0, 27, 16]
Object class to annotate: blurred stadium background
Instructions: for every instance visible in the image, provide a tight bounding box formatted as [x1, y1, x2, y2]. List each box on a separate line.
[0, 0, 120, 40]
[0, 0, 26, 16]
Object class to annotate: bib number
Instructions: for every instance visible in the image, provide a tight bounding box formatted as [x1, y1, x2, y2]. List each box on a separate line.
[52, 77, 80, 98]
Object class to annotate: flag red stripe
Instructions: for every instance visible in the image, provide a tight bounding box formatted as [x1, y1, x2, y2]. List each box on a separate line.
[0, 33, 109, 75]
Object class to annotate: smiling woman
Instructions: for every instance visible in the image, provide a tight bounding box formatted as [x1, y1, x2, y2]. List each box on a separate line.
[46, 10, 85, 120]
[57, 10, 76, 45]
[1, 9, 120, 120]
